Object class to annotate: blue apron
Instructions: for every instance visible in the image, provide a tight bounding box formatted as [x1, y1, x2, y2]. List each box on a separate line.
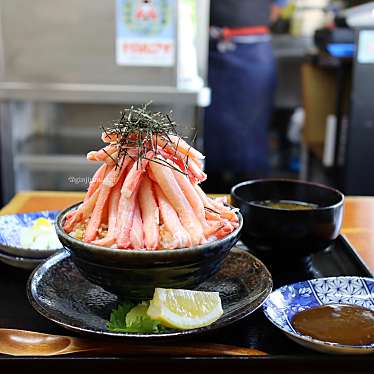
[204, 39, 276, 178]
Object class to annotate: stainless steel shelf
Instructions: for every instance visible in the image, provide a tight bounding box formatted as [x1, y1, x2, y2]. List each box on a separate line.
[0, 82, 209, 106]
[15, 134, 100, 172]
[18, 134, 100, 155]
[15, 155, 98, 172]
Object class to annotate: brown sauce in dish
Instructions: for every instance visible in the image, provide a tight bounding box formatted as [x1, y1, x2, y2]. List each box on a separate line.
[292, 304, 374, 345]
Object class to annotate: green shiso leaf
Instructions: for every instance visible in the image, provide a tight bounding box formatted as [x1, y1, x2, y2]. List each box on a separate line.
[107, 301, 169, 333]
[107, 301, 135, 331]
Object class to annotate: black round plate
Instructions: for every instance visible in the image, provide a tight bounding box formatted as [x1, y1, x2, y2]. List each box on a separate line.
[27, 247, 272, 340]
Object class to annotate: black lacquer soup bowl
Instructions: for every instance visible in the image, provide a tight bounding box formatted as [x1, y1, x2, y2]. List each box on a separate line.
[231, 179, 344, 256]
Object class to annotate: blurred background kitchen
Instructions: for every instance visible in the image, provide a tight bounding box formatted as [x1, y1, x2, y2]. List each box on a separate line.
[1, 0, 374, 204]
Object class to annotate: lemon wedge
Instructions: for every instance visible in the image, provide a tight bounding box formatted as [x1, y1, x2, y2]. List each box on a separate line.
[147, 288, 223, 330]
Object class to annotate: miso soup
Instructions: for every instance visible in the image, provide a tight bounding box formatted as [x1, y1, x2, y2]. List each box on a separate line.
[252, 200, 318, 210]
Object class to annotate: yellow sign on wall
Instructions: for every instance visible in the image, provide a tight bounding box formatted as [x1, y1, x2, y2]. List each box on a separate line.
[116, 0, 176, 66]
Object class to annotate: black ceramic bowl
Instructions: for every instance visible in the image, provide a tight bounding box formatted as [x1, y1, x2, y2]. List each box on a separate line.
[231, 179, 344, 256]
[56, 202, 243, 300]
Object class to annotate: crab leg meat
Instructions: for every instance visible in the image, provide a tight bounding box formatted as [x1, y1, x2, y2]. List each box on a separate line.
[149, 158, 205, 246]
[154, 184, 191, 248]
[138, 176, 159, 250]
[171, 169, 208, 229]
[91, 163, 128, 247]
[83, 158, 131, 242]
[116, 177, 142, 249]
[63, 188, 100, 233]
[66, 109, 241, 250]
[84, 164, 107, 202]
[121, 154, 152, 198]
[130, 204, 145, 249]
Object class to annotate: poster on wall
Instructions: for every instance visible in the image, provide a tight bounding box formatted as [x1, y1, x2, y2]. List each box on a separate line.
[116, 0, 176, 66]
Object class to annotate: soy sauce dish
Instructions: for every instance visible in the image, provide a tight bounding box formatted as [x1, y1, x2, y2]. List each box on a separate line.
[263, 276, 374, 354]
[231, 179, 344, 256]
[292, 304, 374, 346]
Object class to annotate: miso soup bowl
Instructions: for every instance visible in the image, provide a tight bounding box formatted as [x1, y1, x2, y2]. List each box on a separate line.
[231, 179, 344, 256]
[56, 202, 243, 300]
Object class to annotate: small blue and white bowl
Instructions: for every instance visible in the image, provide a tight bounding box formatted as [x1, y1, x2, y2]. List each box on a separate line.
[263, 276, 374, 354]
[0, 211, 62, 269]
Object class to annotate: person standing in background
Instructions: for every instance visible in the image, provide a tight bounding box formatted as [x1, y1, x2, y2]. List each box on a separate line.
[204, 0, 287, 192]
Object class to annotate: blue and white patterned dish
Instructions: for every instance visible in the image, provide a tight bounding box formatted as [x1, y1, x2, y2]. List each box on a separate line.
[263, 276, 374, 354]
[0, 211, 62, 260]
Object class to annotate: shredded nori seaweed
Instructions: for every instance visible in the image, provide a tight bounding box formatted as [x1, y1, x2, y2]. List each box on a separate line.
[102, 103, 191, 175]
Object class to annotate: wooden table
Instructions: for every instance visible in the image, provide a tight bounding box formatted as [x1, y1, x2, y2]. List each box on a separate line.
[1, 191, 373, 274]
